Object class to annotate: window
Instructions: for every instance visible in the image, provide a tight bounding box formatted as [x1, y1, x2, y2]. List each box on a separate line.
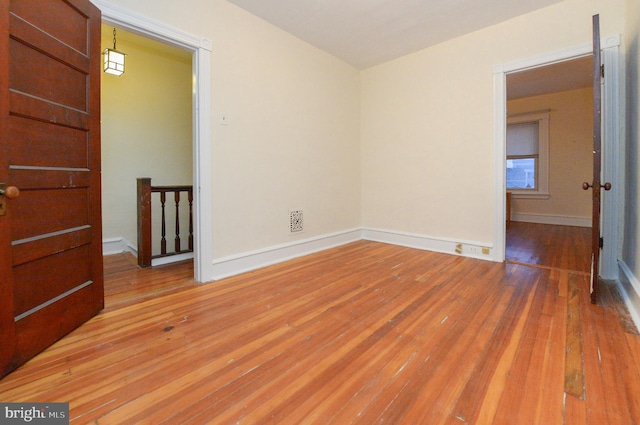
[506, 111, 549, 198]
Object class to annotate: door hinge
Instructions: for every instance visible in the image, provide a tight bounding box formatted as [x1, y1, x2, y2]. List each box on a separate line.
[599, 237, 604, 249]
[601, 64, 605, 78]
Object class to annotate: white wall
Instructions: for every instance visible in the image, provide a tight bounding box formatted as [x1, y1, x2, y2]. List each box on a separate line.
[101, 26, 193, 254]
[101, 0, 362, 265]
[507, 88, 593, 226]
[101, 0, 627, 276]
[619, 0, 640, 327]
[361, 0, 626, 255]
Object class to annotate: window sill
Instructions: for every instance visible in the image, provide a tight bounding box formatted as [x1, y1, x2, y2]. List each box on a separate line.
[507, 191, 550, 200]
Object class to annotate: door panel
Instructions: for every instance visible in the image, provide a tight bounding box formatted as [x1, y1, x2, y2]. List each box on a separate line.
[11, 0, 90, 50]
[12, 188, 89, 239]
[8, 117, 88, 167]
[13, 226, 93, 267]
[14, 245, 92, 316]
[10, 40, 88, 110]
[15, 286, 99, 365]
[589, 14, 602, 303]
[0, 0, 103, 377]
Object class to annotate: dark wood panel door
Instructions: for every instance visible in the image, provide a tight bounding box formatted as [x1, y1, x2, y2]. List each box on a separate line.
[584, 14, 612, 304]
[0, 0, 103, 377]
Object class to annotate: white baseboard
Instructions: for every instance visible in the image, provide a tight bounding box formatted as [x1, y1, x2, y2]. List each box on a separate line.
[511, 213, 591, 227]
[103, 237, 194, 267]
[210, 228, 362, 280]
[617, 261, 640, 332]
[152, 252, 194, 267]
[103, 237, 137, 256]
[362, 227, 496, 262]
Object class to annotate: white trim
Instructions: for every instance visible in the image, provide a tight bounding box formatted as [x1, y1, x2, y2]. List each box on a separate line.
[492, 42, 593, 75]
[102, 237, 136, 256]
[102, 236, 193, 266]
[211, 227, 500, 280]
[509, 193, 550, 200]
[600, 38, 622, 279]
[493, 66, 507, 263]
[617, 261, 640, 332]
[510, 213, 591, 228]
[211, 229, 362, 280]
[193, 36, 213, 283]
[494, 36, 622, 277]
[92, 1, 204, 48]
[152, 252, 194, 267]
[94, 0, 213, 283]
[362, 228, 496, 261]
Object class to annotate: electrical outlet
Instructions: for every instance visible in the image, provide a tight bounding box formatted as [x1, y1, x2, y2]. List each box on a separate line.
[455, 243, 462, 254]
[467, 246, 481, 254]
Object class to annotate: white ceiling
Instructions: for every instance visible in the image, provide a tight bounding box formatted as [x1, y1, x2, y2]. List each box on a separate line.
[227, 0, 564, 70]
[227, 0, 593, 99]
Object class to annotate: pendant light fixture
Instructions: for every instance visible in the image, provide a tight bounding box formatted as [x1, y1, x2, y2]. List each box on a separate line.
[103, 27, 126, 76]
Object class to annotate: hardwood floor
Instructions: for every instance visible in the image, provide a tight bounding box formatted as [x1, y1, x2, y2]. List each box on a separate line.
[101, 253, 198, 312]
[506, 221, 591, 273]
[1, 239, 639, 424]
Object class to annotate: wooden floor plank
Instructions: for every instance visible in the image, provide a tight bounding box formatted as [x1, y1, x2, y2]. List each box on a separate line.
[565, 393, 587, 425]
[565, 272, 585, 398]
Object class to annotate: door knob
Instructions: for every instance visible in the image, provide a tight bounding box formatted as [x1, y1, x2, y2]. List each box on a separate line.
[582, 181, 612, 191]
[0, 185, 20, 199]
[0, 183, 19, 216]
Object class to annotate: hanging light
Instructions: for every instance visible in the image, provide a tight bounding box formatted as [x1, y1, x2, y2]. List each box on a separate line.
[103, 28, 126, 76]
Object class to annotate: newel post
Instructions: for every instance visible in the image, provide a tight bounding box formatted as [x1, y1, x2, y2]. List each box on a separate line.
[137, 177, 152, 267]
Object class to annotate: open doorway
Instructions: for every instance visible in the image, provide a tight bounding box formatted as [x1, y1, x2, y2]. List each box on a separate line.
[101, 25, 194, 266]
[96, 0, 214, 284]
[100, 25, 197, 303]
[494, 36, 621, 281]
[504, 57, 593, 274]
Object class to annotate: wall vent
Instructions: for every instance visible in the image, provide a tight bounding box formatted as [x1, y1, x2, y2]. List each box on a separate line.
[289, 210, 303, 233]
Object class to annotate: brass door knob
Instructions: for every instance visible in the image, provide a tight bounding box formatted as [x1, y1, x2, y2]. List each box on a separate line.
[0, 186, 19, 199]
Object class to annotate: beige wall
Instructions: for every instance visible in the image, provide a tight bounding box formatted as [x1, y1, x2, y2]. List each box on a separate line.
[103, 0, 626, 265]
[102, 0, 363, 260]
[101, 26, 193, 251]
[361, 0, 625, 246]
[507, 88, 593, 225]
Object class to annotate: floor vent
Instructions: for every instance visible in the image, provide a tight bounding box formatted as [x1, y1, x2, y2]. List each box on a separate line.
[289, 210, 303, 233]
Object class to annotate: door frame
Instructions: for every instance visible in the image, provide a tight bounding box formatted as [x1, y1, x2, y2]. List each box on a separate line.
[93, 0, 213, 282]
[493, 35, 622, 280]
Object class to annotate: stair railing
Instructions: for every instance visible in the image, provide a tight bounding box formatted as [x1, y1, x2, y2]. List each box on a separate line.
[137, 177, 193, 267]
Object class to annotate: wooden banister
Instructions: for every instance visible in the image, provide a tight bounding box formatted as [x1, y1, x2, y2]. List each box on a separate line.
[137, 178, 152, 268]
[137, 178, 194, 267]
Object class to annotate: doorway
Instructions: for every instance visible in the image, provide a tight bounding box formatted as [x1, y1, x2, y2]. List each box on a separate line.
[101, 25, 194, 270]
[493, 37, 622, 281]
[97, 0, 214, 283]
[504, 57, 593, 273]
